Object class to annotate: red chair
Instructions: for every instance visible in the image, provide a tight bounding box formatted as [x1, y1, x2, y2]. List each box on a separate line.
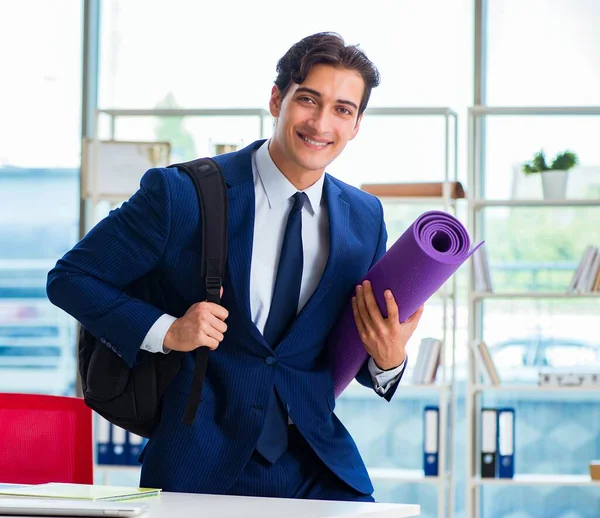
[0, 393, 93, 484]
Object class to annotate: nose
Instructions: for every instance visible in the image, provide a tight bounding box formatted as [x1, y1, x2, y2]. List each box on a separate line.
[306, 107, 331, 135]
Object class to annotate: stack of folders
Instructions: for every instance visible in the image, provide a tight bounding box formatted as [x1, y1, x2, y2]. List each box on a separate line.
[0, 483, 160, 501]
[470, 341, 500, 386]
[411, 338, 443, 384]
[423, 406, 439, 477]
[481, 408, 515, 479]
[96, 415, 147, 466]
[568, 245, 600, 293]
[473, 246, 493, 293]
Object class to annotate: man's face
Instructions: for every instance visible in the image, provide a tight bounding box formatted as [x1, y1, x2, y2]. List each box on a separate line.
[269, 64, 364, 180]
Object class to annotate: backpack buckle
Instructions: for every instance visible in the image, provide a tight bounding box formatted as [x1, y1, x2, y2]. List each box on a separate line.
[205, 276, 222, 297]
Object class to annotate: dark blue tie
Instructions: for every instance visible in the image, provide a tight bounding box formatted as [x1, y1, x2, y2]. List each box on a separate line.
[255, 192, 307, 464]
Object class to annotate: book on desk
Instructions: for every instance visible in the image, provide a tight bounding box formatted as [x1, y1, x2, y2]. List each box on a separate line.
[0, 483, 160, 502]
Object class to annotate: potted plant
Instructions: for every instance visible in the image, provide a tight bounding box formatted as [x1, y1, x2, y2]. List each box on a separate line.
[522, 149, 579, 199]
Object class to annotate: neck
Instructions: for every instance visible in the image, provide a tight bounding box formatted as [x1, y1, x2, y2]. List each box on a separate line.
[267, 141, 323, 191]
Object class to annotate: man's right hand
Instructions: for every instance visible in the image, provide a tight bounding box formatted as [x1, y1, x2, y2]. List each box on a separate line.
[163, 292, 228, 352]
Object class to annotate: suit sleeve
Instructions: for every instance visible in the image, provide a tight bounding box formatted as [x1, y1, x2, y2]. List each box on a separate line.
[46, 168, 172, 367]
[353, 198, 405, 401]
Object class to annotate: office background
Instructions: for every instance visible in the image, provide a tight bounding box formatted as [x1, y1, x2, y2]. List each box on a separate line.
[1, 1, 600, 517]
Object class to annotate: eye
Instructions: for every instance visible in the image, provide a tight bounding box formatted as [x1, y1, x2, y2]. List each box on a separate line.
[297, 96, 315, 105]
[337, 107, 353, 117]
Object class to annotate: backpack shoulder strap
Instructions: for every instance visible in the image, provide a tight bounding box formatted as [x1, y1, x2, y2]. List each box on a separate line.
[168, 157, 228, 425]
[170, 158, 228, 303]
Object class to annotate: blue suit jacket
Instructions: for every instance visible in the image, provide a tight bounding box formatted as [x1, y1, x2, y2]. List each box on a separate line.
[47, 140, 401, 495]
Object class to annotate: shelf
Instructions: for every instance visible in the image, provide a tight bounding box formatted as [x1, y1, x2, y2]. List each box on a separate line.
[471, 291, 600, 300]
[471, 474, 600, 486]
[399, 383, 453, 392]
[380, 197, 458, 206]
[470, 106, 600, 116]
[368, 468, 447, 484]
[342, 381, 452, 399]
[472, 384, 600, 393]
[470, 199, 600, 208]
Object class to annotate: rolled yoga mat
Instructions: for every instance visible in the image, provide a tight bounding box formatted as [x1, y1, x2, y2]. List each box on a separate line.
[329, 210, 483, 398]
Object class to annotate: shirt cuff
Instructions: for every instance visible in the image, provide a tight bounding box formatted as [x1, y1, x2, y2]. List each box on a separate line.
[140, 314, 177, 354]
[368, 356, 406, 395]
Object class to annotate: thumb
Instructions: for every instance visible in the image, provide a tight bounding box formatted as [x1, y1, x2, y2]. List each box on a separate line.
[220, 286, 224, 298]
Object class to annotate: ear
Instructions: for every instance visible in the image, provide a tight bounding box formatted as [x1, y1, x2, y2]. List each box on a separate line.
[269, 85, 282, 118]
[349, 113, 363, 140]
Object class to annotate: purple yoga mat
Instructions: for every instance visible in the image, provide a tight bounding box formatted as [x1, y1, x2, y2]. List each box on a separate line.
[329, 210, 482, 398]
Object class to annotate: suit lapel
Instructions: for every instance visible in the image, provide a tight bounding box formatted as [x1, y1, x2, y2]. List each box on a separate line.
[216, 147, 349, 352]
[279, 175, 349, 351]
[226, 183, 254, 325]
[215, 141, 269, 347]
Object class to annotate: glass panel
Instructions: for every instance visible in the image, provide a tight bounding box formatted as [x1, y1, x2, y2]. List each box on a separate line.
[482, 207, 600, 293]
[100, 0, 473, 109]
[106, 115, 266, 163]
[0, 1, 82, 395]
[481, 392, 600, 517]
[482, 299, 600, 384]
[486, 0, 600, 106]
[483, 116, 600, 201]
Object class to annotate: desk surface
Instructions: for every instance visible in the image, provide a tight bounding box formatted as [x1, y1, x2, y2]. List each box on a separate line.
[139, 491, 420, 518]
[0, 487, 420, 518]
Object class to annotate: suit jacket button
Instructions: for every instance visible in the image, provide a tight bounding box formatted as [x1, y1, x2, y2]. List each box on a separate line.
[265, 356, 277, 366]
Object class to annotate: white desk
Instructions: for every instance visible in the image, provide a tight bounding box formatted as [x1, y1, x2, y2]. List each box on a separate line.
[139, 491, 420, 518]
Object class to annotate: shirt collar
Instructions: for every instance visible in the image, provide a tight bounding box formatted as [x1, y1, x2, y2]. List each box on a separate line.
[255, 139, 325, 216]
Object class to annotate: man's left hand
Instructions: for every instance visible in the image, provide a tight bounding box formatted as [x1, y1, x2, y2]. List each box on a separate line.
[351, 280, 424, 371]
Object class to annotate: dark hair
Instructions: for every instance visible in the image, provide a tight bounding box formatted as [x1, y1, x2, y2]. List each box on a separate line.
[274, 32, 380, 116]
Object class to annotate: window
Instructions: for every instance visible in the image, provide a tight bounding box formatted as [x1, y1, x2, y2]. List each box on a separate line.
[0, 0, 82, 395]
[99, 0, 473, 186]
[486, 0, 600, 106]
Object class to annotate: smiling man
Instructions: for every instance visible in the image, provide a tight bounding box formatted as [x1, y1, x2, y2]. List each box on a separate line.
[47, 32, 422, 501]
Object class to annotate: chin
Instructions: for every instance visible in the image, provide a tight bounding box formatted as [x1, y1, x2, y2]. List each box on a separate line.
[296, 157, 329, 173]
[295, 149, 335, 170]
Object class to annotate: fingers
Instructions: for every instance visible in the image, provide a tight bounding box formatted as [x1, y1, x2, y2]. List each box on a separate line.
[204, 301, 229, 321]
[351, 296, 367, 337]
[384, 289, 399, 322]
[361, 281, 385, 325]
[202, 336, 220, 350]
[200, 314, 227, 346]
[208, 314, 228, 334]
[406, 305, 424, 325]
[355, 283, 375, 329]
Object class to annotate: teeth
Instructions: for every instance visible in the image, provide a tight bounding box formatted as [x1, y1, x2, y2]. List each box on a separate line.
[300, 134, 328, 147]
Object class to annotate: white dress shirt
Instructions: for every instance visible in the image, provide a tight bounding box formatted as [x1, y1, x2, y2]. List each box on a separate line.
[141, 140, 404, 395]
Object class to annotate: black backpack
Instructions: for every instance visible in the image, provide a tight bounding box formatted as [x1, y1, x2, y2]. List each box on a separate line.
[78, 158, 228, 438]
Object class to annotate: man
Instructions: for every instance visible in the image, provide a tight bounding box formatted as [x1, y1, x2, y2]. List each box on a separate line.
[47, 32, 423, 502]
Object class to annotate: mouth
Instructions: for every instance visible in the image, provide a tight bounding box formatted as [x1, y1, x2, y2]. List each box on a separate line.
[296, 131, 333, 149]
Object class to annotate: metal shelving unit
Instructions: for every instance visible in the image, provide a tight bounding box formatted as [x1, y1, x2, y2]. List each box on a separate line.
[358, 107, 459, 518]
[466, 105, 600, 518]
[471, 474, 600, 487]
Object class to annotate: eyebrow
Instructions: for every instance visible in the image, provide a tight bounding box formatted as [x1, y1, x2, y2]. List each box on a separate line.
[294, 87, 359, 111]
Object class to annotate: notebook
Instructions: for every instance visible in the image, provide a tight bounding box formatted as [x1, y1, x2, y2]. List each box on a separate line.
[0, 498, 148, 517]
[0, 484, 160, 502]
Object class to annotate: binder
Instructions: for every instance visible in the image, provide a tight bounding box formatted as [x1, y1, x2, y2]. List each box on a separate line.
[421, 339, 442, 384]
[111, 425, 127, 465]
[423, 406, 439, 476]
[497, 408, 515, 478]
[96, 415, 112, 465]
[481, 408, 497, 478]
[127, 433, 146, 466]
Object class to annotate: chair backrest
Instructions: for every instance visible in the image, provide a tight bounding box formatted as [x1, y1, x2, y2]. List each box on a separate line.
[0, 393, 93, 484]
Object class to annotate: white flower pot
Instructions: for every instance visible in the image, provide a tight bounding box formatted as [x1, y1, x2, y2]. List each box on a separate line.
[541, 170, 568, 199]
